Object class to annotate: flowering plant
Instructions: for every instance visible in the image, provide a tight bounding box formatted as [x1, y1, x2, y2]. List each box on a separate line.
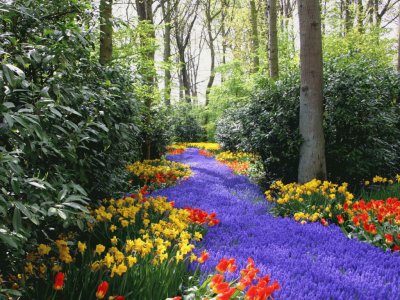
[173, 257, 280, 300]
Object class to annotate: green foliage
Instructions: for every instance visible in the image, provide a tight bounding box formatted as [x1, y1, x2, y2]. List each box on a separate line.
[216, 73, 301, 182]
[216, 31, 400, 184]
[324, 58, 400, 182]
[0, 0, 143, 275]
[170, 103, 206, 143]
[206, 61, 253, 140]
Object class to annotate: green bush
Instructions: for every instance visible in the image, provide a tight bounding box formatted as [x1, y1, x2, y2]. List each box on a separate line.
[0, 0, 144, 275]
[216, 51, 400, 184]
[170, 103, 205, 142]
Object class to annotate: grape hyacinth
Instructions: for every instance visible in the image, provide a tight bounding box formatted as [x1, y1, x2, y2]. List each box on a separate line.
[153, 148, 400, 299]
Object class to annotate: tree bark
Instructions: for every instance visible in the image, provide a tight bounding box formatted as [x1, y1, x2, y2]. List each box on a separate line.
[268, 0, 279, 79]
[99, 0, 113, 65]
[136, 0, 156, 159]
[357, 0, 364, 33]
[161, 0, 172, 105]
[204, 0, 219, 106]
[398, 13, 400, 72]
[250, 0, 260, 73]
[344, 0, 353, 34]
[298, 0, 327, 183]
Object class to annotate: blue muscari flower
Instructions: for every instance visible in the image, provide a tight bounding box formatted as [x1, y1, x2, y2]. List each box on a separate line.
[153, 148, 400, 299]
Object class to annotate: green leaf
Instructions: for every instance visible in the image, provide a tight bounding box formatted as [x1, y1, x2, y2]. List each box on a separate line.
[12, 208, 22, 232]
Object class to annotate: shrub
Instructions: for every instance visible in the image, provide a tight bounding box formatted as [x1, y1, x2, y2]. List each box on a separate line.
[170, 104, 205, 143]
[216, 58, 400, 184]
[0, 0, 143, 276]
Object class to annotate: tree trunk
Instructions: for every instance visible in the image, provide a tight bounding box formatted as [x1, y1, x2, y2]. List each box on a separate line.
[298, 0, 327, 183]
[367, 0, 374, 26]
[344, 0, 353, 34]
[161, 0, 172, 105]
[136, 0, 156, 159]
[398, 13, 400, 72]
[205, 4, 216, 106]
[178, 48, 192, 103]
[358, 0, 364, 33]
[221, 1, 227, 82]
[250, 0, 260, 73]
[99, 0, 113, 65]
[374, 0, 380, 27]
[268, 0, 279, 79]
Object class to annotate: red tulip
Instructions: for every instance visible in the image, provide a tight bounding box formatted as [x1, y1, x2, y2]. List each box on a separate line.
[96, 281, 109, 299]
[53, 272, 64, 291]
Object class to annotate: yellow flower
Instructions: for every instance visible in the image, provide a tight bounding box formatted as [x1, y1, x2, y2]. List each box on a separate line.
[110, 224, 117, 232]
[24, 263, 33, 274]
[91, 261, 101, 272]
[95, 244, 106, 255]
[194, 232, 203, 241]
[100, 253, 113, 268]
[52, 264, 62, 272]
[120, 219, 129, 227]
[111, 263, 127, 277]
[37, 244, 51, 256]
[364, 180, 370, 186]
[111, 236, 118, 245]
[175, 251, 184, 262]
[78, 241, 87, 255]
[127, 255, 137, 267]
[190, 253, 197, 262]
[39, 264, 47, 275]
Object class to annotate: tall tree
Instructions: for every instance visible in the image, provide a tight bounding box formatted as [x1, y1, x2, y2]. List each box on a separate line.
[203, 0, 222, 105]
[298, 0, 327, 183]
[268, 0, 279, 79]
[357, 0, 365, 33]
[99, 0, 113, 64]
[161, 0, 172, 105]
[172, 0, 199, 103]
[135, 0, 156, 159]
[398, 12, 400, 72]
[344, 0, 354, 34]
[250, 0, 260, 73]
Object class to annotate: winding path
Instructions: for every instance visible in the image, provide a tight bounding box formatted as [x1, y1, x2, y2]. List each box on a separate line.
[153, 148, 400, 299]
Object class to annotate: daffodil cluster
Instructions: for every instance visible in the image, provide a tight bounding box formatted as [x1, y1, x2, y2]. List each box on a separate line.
[126, 159, 192, 189]
[177, 142, 221, 152]
[8, 191, 213, 299]
[266, 179, 354, 225]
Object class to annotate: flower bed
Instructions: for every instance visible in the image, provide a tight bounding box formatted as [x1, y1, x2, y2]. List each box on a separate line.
[166, 145, 187, 155]
[126, 159, 191, 190]
[266, 177, 400, 252]
[2, 190, 218, 299]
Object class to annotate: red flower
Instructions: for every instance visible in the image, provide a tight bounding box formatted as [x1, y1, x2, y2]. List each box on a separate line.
[321, 218, 328, 226]
[385, 234, 394, 244]
[170, 297, 182, 300]
[110, 297, 125, 300]
[198, 250, 209, 264]
[53, 272, 64, 291]
[216, 258, 237, 273]
[393, 245, 400, 252]
[352, 216, 360, 227]
[336, 215, 344, 225]
[217, 286, 236, 300]
[96, 281, 109, 299]
[210, 274, 225, 288]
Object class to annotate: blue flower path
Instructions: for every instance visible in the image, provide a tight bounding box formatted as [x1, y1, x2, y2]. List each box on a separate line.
[153, 148, 400, 299]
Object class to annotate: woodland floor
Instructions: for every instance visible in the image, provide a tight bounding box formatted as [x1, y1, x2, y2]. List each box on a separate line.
[153, 148, 400, 299]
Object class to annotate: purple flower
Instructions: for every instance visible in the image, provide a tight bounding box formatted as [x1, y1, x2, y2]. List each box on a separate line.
[153, 148, 400, 299]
